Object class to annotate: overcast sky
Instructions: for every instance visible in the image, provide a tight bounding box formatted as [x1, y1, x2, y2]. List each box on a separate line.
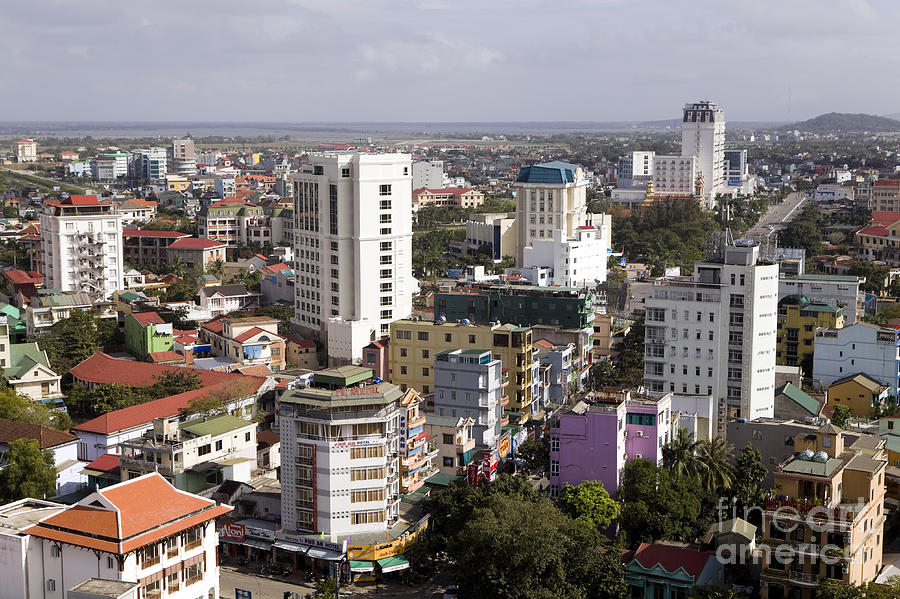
[3, 0, 899, 123]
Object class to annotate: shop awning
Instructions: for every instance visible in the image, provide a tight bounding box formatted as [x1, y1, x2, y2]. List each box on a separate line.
[306, 547, 344, 561]
[349, 560, 375, 573]
[244, 539, 273, 551]
[377, 555, 410, 573]
[220, 538, 244, 545]
[274, 541, 308, 553]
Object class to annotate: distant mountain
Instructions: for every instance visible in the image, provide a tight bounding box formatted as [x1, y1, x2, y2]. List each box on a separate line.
[787, 112, 900, 133]
[886, 113, 900, 121]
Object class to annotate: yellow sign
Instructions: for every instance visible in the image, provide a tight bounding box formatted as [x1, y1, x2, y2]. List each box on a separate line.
[499, 437, 510, 459]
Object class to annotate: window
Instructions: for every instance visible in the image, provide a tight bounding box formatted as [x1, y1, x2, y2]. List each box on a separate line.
[380, 310, 392, 319]
[550, 436, 559, 452]
[379, 184, 392, 196]
[184, 562, 203, 585]
[550, 459, 559, 476]
[51, 545, 60, 557]
[444, 333, 452, 342]
[422, 367, 429, 376]
[341, 167, 351, 177]
[380, 269, 393, 279]
[379, 213, 392, 223]
[469, 335, 476, 344]
[443, 433, 454, 445]
[417, 331, 429, 341]
[422, 350, 430, 359]
[214, 440, 223, 451]
[47, 580, 56, 592]
[400, 348, 407, 357]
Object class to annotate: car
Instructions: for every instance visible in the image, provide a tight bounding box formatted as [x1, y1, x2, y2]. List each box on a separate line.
[444, 584, 458, 599]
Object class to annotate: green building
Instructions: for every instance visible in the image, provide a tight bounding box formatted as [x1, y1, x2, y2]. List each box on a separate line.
[434, 285, 594, 329]
[124, 311, 174, 360]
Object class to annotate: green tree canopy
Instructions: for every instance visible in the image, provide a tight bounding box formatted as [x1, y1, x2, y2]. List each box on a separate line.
[0, 384, 71, 430]
[516, 436, 550, 473]
[831, 404, 853, 427]
[557, 480, 619, 530]
[727, 444, 768, 523]
[0, 438, 56, 502]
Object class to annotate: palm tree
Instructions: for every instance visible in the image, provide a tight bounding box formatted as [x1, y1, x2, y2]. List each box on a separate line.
[209, 258, 225, 280]
[662, 427, 701, 481]
[171, 256, 186, 279]
[696, 436, 736, 492]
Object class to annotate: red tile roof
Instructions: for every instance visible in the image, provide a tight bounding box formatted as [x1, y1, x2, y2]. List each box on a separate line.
[233, 326, 277, 343]
[628, 543, 715, 580]
[874, 180, 900, 187]
[131, 311, 166, 326]
[413, 187, 475, 195]
[202, 319, 225, 334]
[870, 212, 900, 226]
[260, 263, 291, 274]
[67, 195, 104, 206]
[168, 237, 225, 250]
[3, 269, 41, 285]
[25, 473, 232, 553]
[0, 418, 77, 448]
[123, 229, 189, 238]
[85, 453, 121, 473]
[236, 364, 273, 377]
[70, 352, 259, 390]
[148, 351, 184, 363]
[859, 225, 889, 236]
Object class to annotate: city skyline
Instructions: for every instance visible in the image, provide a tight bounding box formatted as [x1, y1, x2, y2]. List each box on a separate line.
[3, 0, 899, 123]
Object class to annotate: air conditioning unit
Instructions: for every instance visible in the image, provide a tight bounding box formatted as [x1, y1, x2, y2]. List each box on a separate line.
[842, 565, 849, 574]
[636, 431, 644, 438]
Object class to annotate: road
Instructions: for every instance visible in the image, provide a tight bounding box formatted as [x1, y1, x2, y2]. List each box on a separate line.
[744, 191, 807, 241]
[0, 166, 88, 194]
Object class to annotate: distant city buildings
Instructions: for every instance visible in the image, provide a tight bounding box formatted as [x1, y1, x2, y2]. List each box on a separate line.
[14, 138, 37, 163]
[172, 138, 197, 176]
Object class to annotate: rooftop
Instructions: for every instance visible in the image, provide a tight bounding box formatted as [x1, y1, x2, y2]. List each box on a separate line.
[0, 418, 77, 449]
[516, 161, 580, 185]
[180, 414, 254, 438]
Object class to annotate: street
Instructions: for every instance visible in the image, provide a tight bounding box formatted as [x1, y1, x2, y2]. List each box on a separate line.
[744, 191, 807, 241]
[219, 565, 454, 599]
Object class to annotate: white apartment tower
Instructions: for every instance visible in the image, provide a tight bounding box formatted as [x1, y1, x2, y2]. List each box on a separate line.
[172, 138, 197, 176]
[40, 195, 124, 296]
[644, 242, 777, 424]
[514, 161, 588, 265]
[292, 154, 415, 364]
[681, 101, 726, 208]
[278, 367, 401, 537]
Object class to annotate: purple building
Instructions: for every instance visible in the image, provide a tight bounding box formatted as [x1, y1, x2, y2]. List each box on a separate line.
[549, 390, 672, 497]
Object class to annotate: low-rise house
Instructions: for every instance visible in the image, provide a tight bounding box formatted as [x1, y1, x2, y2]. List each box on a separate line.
[774, 382, 823, 422]
[118, 414, 257, 493]
[624, 543, 725, 598]
[0, 418, 83, 495]
[827, 372, 891, 419]
[259, 263, 294, 305]
[412, 187, 484, 209]
[81, 453, 121, 490]
[1, 268, 43, 307]
[361, 338, 388, 380]
[166, 237, 227, 271]
[200, 316, 285, 371]
[124, 311, 174, 360]
[24, 290, 93, 337]
[425, 414, 476, 476]
[117, 198, 157, 223]
[257, 430, 280, 471]
[198, 284, 261, 317]
[287, 334, 319, 370]
[13, 473, 230, 599]
[4, 340, 63, 406]
[122, 229, 189, 267]
[399, 389, 437, 493]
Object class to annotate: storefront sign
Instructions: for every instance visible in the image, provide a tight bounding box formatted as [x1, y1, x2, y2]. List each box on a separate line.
[334, 385, 380, 396]
[244, 524, 275, 541]
[498, 437, 511, 459]
[219, 522, 245, 541]
[278, 532, 346, 554]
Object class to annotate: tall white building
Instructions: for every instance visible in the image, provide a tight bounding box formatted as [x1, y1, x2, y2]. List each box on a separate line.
[616, 151, 655, 189]
[15, 138, 37, 163]
[412, 159, 444, 189]
[652, 155, 700, 196]
[278, 366, 401, 538]
[681, 101, 726, 208]
[172, 138, 197, 176]
[131, 147, 168, 181]
[521, 215, 611, 288]
[644, 242, 778, 424]
[514, 161, 588, 265]
[40, 195, 124, 296]
[292, 154, 415, 364]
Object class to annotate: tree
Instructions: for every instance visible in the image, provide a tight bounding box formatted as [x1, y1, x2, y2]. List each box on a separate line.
[696, 436, 736, 492]
[310, 577, 337, 599]
[815, 581, 863, 599]
[516, 436, 549, 473]
[165, 277, 198, 302]
[848, 261, 889, 294]
[0, 439, 56, 502]
[727, 444, 768, 523]
[149, 370, 202, 398]
[209, 258, 225, 279]
[557, 480, 619, 530]
[0, 384, 71, 430]
[255, 304, 295, 335]
[38, 309, 103, 375]
[662, 427, 701, 481]
[831, 404, 852, 428]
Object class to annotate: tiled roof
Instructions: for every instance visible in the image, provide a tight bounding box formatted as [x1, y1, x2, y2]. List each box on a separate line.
[260, 263, 291, 274]
[257, 430, 280, 447]
[0, 418, 77, 448]
[25, 473, 232, 553]
[148, 351, 183, 363]
[202, 319, 225, 334]
[122, 229, 189, 238]
[85, 453, 120, 473]
[235, 364, 273, 377]
[3, 269, 41, 285]
[130, 311, 165, 326]
[168, 237, 225, 250]
[70, 352, 258, 390]
[199, 284, 255, 298]
[5, 342, 53, 379]
[67, 195, 104, 206]
[859, 225, 889, 236]
[233, 326, 274, 343]
[870, 211, 900, 226]
[627, 543, 715, 579]
[774, 383, 820, 416]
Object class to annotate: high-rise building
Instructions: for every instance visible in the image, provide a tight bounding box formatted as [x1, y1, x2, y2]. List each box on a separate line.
[651, 155, 700, 197]
[412, 159, 444, 189]
[278, 366, 401, 537]
[131, 147, 168, 181]
[40, 195, 124, 296]
[616, 151, 655, 189]
[681, 101, 726, 208]
[514, 161, 588, 264]
[432, 349, 504, 451]
[172, 138, 197, 176]
[291, 154, 415, 364]
[643, 242, 777, 423]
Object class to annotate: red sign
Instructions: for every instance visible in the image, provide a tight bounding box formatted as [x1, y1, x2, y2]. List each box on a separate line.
[334, 385, 380, 396]
[498, 438, 511, 459]
[219, 522, 245, 540]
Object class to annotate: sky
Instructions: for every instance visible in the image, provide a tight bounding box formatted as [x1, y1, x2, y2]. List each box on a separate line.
[3, 0, 899, 123]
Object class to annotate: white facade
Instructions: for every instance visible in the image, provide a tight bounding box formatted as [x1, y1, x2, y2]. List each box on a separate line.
[432, 350, 503, 450]
[292, 154, 415, 364]
[813, 183, 855, 204]
[812, 322, 900, 394]
[131, 148, 167, 181]
[514, 161, 589, 265]
[644, 243, 778, 423]
[278, 383, 402, 537]
[681, 101, 726, 208]
[15, 139, 37, 163]
[652, 155, 699, 196]
[214, 177, 236, 198]
[521, 216, 611, 288]
[779, 274, 861, 324]
[412, 159, 444, 189]
[617, 151, 655, 189]
[39, 197, 124, 296]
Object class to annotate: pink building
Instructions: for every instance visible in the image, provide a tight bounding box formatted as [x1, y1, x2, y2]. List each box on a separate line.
[549, 390, 673, 497]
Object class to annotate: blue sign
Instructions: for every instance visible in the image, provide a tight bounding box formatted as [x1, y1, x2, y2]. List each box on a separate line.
[236, 590, 252, 599]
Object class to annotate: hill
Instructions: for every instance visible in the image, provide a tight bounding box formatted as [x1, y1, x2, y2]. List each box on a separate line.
[788, 112, 900, 133]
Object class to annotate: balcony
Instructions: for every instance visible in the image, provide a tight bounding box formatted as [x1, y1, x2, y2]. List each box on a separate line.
[185, 574, 203, 587]
[788, 571, 819, 586]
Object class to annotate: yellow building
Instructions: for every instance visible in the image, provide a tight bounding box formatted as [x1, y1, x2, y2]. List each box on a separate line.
[760, 424, 886, 599]
[389, 319, 535, 415]
[165, 174, 191, 192]
[827, 373, 890, 419]
[776, 295, 843, 371]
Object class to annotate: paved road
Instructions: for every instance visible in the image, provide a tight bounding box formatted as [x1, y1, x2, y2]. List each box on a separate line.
[744, 191, 808, 241]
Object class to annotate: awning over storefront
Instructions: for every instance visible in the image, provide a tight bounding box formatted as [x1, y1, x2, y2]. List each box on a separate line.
[377, 555, 410, 573]
[274, 540, 308, 553]
[244, 539, 273, 551]
[349, 560, 375, 573]
[220, 538, 243, 545]
[306, 546, 345, 561]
